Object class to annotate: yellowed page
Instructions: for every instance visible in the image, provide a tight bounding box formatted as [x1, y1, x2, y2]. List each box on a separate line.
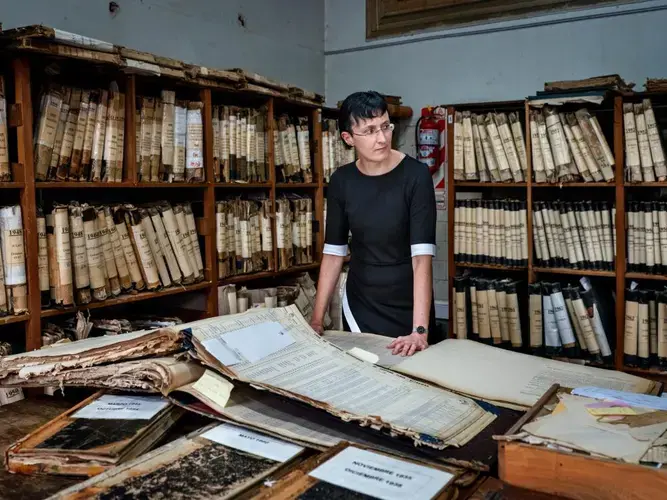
[393, 339, 654, 408]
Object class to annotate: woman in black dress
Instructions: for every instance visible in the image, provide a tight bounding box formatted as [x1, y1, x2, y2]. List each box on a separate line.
[311, 91, 437, 357]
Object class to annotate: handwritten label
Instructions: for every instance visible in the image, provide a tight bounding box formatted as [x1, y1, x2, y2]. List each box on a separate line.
[201, 423, 303, 462]
[72, 394, 169, 420]
[309, 447, 453, 500]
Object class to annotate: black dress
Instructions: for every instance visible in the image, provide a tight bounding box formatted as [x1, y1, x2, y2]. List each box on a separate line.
[324, 155, 437, 338]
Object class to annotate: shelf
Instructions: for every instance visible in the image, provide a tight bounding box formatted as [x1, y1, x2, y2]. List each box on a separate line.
[215, 182, 271, 189]
[532, 182, 615, 188]
[40, 281, 212, 318]
[456, 262, 527, 271]
[220, 263, 320, 285]
[37, 182, 207, 189]
[0, 314, 29, 326]
[276, 183, 319, 189]
[453, 182, 526, 187]
[0, 182, 25, 189]
[625, 272, 667, 282]
[533, 267, 615, 277]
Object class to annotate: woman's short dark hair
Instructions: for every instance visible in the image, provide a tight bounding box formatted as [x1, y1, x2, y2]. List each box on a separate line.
[338, 91, 388, 135]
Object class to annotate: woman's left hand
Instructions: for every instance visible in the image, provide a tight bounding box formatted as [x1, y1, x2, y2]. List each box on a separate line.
[387, 332, 428, 357]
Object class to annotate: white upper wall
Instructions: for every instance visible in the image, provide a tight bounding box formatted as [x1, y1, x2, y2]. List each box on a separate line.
[326, 0, 667, 138]
[0, 0, 325, 94]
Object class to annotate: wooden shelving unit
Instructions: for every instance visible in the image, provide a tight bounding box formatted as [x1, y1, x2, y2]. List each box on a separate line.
[0, 27, 328, 355]
[447, 93, 667, 382]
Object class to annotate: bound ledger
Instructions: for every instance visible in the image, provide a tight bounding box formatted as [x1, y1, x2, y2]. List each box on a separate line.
[182, 305, 496, 449]
[48, 422, 308, 500]
[5, 391, 183, 477]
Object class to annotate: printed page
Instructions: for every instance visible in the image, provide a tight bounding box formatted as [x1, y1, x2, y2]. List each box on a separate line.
[323, 330, 404, 368]
[184, 306, 494, 447]
[394, 339, 655, 408]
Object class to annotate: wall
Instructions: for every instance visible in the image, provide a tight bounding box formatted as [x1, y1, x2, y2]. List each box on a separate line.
[325, 0, 667, 312]
[0, 0, 325, 94]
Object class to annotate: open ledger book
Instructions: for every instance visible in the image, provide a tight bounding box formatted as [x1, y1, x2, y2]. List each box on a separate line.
[322, 333, 657, 410]
[181, 305, 496, 450]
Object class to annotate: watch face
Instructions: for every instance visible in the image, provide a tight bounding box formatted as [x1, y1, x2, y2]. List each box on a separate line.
[416, 326, 426, 334]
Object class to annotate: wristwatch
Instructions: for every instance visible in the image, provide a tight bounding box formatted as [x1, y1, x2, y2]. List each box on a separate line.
[412, 326, 428, 335]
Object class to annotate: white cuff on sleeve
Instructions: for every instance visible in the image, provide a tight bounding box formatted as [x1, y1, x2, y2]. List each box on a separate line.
[411, 243, 436, 257]
[323, 243, 349, 257]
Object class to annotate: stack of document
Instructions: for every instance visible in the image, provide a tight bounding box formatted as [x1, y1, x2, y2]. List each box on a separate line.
[502, 387, 667, 464]
[0, 329, 184, 386]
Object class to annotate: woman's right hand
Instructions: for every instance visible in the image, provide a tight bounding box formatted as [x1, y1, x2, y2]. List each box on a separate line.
[310, 319, 324, 335]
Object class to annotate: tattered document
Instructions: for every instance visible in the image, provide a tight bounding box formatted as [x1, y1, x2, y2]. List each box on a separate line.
[0, 328, 183, 384]
[48, 423, 308, 500]
[522, 393, 667, 463]
[323, 330, 404, 367]
[0, 356, 204, 393]
[393, 340, 656, 409]
[6, 391, 183, 477]
[182, 306, 495, 449]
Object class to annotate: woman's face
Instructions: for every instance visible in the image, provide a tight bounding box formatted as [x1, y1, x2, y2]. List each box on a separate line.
[343, 112, 392, 163]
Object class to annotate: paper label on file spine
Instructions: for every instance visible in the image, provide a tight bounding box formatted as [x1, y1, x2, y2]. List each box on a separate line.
[0, 209, 26, 286]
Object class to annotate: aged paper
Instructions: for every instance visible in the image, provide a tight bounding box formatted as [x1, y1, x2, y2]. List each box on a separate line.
[393, 339, 655, 409]
[184, 306, 495, 448]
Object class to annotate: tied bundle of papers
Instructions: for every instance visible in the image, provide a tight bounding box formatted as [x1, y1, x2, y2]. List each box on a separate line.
[500, 387, 667, 465]
[453, 111, 527, 183]
[528, 278, 613, 364]
[274, 114, 312, 184]
[276, 195, 314, 269]
[533, 200, 616, 272]
[216, 197, 274, 278]
[452, 275, 523, 349]
[626, 201, 667, 276]
[40, 200, 204, 309]
[529, 107, 615, 183]
[136, 93, 205, 183]
[454, 198, 527, 268]
[34, 84, 126, 183]
[212, 105, 268, 183]
[624, 99, 667, 183]
[623, 283, 667, 370]
[323, 118, 355, 182]
[0, 205, 28, 315]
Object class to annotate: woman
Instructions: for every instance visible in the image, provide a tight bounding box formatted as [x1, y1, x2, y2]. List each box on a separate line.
[310, 90, 437, 357]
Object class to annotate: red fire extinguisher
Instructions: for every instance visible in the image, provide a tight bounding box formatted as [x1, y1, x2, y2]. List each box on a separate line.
[416, 106, 447, 189]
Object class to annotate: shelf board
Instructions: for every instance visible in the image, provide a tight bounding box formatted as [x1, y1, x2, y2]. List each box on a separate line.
[220, 263, 320, 285]
[533, 267, 615, 277]
[37, 182, 207, 189]
[626, 182, 667, 187]
[456, 262, 527, 271]
[453, 182, 526, 187]
[532, 182, 614, 188]
[276, 183, 319, 189]
[623, 366, 667, 378]
[625, 272, 667, 281]
[0, 182, 25, 189]
[0, 313, 30, 326]
[40, 281, 212, 318]
[215, 182, 271, 189]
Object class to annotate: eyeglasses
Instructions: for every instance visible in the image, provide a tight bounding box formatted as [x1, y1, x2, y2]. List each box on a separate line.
[352, 122, 395, 137]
